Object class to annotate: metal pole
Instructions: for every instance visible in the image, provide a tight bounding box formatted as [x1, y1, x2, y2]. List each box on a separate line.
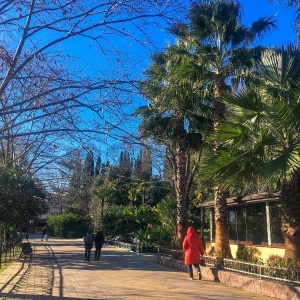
[210, 208, 214, 242]
[200, 207, 204, 241]
[266, 201, 272, 246]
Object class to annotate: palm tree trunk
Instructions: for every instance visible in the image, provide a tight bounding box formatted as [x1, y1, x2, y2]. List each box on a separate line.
[213, 77, 232, 258]
[214, 187, 232, 258]
[280, 174, 300, 262]
[174, 116, 188, 248]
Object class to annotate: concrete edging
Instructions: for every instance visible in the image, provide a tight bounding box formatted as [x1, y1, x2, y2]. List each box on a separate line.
[153, 254, 300, 300]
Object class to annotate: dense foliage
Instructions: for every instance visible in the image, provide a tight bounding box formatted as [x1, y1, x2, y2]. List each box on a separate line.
[0, 163, 47, 232]
[47, 213, 90, 238]
[101, 203, 176, 247]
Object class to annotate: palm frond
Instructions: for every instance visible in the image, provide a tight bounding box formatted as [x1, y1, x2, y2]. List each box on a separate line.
[223, 89, 266, 122]
[261, 44, 300, 92]
[249, 17, 277, 40]
[212, 121, 253, 146]
[168, 22, 190, 39]
[259, 150, 300, 183]
[200, 146, 263, 192]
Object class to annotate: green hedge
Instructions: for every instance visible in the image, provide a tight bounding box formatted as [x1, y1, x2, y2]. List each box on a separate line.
[47, 213, 90, 238]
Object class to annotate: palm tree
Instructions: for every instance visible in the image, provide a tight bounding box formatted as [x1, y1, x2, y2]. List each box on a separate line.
[136, 47, 212, 247]
[169, 0, 276, 257]
[203, 44, 300, 262]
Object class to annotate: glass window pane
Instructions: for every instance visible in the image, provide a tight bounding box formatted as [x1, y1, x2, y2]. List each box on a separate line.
[270, 203, 284, 243]
[245, 203, 267, 244]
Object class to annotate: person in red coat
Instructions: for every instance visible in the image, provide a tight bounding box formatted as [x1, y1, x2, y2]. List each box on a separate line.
[183, 226, 205, 280]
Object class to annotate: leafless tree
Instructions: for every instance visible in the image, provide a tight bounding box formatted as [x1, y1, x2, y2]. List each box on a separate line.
[0, 0, 185, 181]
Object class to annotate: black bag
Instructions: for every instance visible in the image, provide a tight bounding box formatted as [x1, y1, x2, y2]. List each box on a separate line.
[200, 258, 206, 267]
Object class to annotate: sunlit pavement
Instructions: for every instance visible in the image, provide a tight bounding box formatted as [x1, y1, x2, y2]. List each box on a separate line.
[0, 234, 277, 300]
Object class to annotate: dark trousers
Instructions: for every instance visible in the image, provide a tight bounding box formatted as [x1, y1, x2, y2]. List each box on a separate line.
[85, 244, 92, 261]
[187, 264, 200, 278]
[95, 245, 102, 260]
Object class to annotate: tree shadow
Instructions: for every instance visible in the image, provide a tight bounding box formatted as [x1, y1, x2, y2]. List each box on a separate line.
[1, 242, 180, 300]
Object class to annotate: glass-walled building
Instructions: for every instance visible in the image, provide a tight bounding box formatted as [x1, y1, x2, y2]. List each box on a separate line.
[227, 202, 283, 245]
[198, 192, 284, 247]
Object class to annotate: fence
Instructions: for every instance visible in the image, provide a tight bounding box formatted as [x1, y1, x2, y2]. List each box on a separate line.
[0, 237, 22, 269]
[223, 258, 300, 285]
[108, 240, 299, 286]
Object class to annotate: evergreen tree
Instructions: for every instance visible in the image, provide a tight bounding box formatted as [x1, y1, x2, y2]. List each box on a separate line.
[66, 151, 82, 214]
[118, 150, 132, 181]
[140, 148, 152, 181]
[95, 154, 102, 176]
[0, 161, 47, 231]
[134, 145, 152, 181]
[66, 150, 95, 215]
[82, 150, 95, 213]
[83, 150, 94, 185]
[134, 153, 143, 180]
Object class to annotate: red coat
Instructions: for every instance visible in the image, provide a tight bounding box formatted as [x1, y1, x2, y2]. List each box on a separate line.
[183, 226, 204, 265]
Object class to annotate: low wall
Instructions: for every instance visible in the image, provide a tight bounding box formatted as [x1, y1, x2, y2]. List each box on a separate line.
[205, 242, 285, 262]
[153, 255, 300, 300]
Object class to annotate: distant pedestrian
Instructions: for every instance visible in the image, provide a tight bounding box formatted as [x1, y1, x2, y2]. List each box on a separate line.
[183, 226, 205, 280]
[84, 229, 94, 262]
[41, 226, 48, 241]
[94, 230, 105, 261]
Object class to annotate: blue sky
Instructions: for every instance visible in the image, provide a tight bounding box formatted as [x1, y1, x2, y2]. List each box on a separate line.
[133, 0, 297, 79]
[60, 0, 298, 164]
[143, 1, 297, 50]
[240, 0, 296, 45]
[65, 1, 297, 83]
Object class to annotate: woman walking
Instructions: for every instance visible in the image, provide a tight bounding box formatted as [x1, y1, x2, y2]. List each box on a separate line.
[183, 226, 205, 280]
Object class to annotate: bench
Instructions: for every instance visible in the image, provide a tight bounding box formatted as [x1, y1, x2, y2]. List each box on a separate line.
[19, 241, 33, 260]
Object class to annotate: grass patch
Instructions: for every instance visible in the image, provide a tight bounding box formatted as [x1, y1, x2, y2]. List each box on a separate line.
[0, 249, 22, 274]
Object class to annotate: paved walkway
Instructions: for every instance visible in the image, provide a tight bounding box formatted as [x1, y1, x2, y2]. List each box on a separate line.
[0, 235, 277, 300]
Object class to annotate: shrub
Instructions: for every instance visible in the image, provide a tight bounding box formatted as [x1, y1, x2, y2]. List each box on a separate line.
[135, 223, 173, 247]
[236, 246, 263, 264]
[101, 204, 175, 247]
[47, 213, 90, 238]
[267, 255, 300, 269]
[101, 205, 138, 242]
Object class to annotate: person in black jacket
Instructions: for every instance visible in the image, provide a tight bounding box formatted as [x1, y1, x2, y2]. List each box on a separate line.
[41, 226, 48, 241]
[94, 230, 105, 261]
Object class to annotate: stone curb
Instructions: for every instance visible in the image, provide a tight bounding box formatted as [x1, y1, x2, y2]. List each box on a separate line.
[153, 254, 300, 300]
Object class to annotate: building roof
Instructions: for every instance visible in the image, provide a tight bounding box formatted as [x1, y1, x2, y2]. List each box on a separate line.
[196, 192, 280, 208]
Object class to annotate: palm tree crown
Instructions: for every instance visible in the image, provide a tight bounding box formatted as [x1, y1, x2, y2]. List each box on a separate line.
[203, 44, 300, 261]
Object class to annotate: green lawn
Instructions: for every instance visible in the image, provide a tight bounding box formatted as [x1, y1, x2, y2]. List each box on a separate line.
[0, 249, 21, 274]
